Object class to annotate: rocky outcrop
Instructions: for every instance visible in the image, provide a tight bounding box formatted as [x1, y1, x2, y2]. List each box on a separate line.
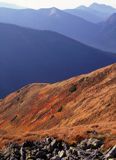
[0, 137, 116, 160]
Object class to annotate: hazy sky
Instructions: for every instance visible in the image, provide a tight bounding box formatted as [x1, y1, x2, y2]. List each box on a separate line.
[0, 0, 116, 9]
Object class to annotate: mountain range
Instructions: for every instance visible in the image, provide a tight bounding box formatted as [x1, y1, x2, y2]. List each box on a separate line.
[0, 4, 116, 52]
[0, 23, 116, 98]
[65, 3, 116, 23]
[0, 7, 98, 46]
[0, 64, 115, 148]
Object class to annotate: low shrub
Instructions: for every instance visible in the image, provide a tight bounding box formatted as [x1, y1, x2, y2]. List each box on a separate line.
[69, 85, 77, 93]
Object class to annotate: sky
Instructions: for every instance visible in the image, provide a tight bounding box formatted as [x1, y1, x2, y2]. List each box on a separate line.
[0, 0, 116, 9]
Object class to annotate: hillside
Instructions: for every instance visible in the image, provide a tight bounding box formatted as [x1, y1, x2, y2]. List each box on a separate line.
[0, 64, 116, 148]
[0, 23, 116, 98]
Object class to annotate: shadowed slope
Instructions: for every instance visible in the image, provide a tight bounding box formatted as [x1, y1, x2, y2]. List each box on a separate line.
[0, 23, 116, 98]
[93, 13, 116, 52]
[0, 7, 98, 44]
[0, 64, 116, 148]
[0, 7, 116, 52]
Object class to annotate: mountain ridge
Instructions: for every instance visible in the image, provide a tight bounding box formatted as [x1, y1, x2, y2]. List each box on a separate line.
[0, 7, 98, 45]
[65, 3, 116, 23]
[0, 63, 116, 148]
[1, 22, 116, 98]
[0, 6, 116, 52]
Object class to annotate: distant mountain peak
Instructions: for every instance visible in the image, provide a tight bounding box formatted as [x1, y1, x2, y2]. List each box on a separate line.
[90, 2, 116, 11]
[49, 7, 60, 16]
[38, 7, 62, 17]
[90, 3, 108, 8]
[50, 7, 58, 10]
[76, 5, 86, 10]
[90, 3, 102, 7]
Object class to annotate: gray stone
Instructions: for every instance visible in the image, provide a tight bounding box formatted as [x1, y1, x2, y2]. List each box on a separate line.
[105, 145, 116, 158]
[58, 150, 65, 158]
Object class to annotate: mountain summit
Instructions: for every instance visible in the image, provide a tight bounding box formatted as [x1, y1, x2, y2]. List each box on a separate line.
[90, 3, 116, 13]
[37, 7, 62, 17]
[48, 7, 61, 17]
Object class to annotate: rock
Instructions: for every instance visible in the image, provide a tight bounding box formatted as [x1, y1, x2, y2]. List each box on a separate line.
[79, 138, 103, 149]
[0, 152, 4, 160]
[69, 146, 78, 155]
[36, 150, 47, 159]
[61, 142, 69, 150]
[46, 153, 52, 159]
[105, 145, 116, 158]
[20, 146, 26, 160]
[22, 140, 35, 148]
[88, 138, 103, 149]
[0, 137, 115, 160]
[51, 155, 61, 160]
[58, 150, 65, 158]
[51, 139, 57, 148]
